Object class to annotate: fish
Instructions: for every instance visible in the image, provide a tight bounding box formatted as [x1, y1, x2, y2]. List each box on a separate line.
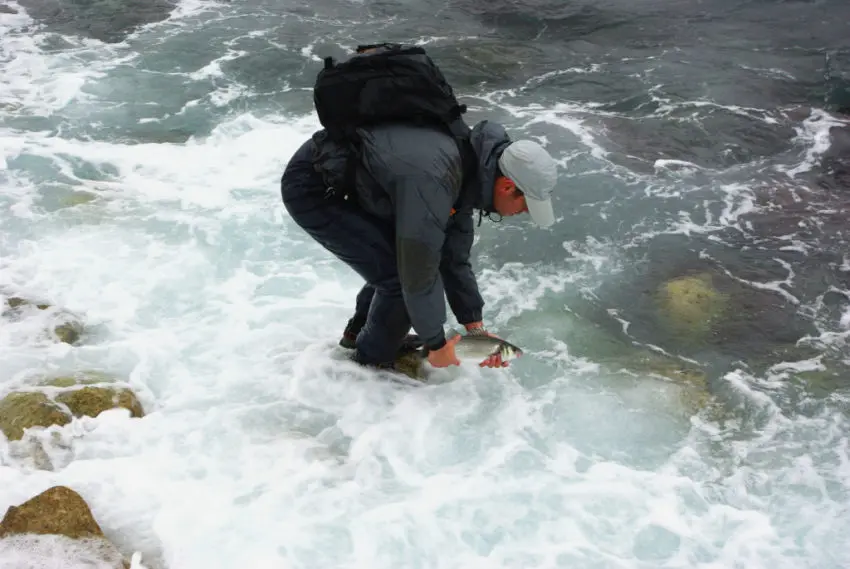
[418, 329, 523, 363]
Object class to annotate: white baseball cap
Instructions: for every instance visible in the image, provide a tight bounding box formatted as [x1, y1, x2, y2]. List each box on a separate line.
[497, 139, 559, 227]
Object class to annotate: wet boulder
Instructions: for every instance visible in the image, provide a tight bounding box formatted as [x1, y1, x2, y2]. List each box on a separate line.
[0, 392, 72, 442]
[0, 486, 106, 539]
[0, 486, 132, 568]
[0, 371, 145, 442]
[44, 371, 145, 422]
[55, 385, 145, 421]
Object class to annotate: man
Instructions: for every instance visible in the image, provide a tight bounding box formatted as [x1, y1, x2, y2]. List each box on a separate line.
[280, 50, 559, 371]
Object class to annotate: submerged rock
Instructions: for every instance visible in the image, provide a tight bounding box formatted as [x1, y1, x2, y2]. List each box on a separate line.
[6, 429, 76, 472]
[0, 4, 17, 14]
[393, 352, 426, 380]
[656, 272, 730, 344]
[52, 318, 83, 344]
[610, 260, 822, 365]
[59, 191, 99, 208]
[597, 343, 714, 415]
[1, 295, 85, 345]
[0, 486, 131, 569]
[4, 297, 50, 311]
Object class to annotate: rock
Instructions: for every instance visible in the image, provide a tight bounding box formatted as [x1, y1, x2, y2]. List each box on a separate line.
[56, 386, 144, 420]
[0, 486, 105, 539]
[6, 429, 75, 472]
[0, 4, 17, 14]
[0, 392, 72, 442]
[601, 347, 714, 415]
[3, 297, 49, 311]
[42, 371, 145, 420]
[393, 352, 427, 380]
[43, 370, 115, 388]
[0, 486, 130, 569]
[655, 272, 729, 344]
[52, 317, 83, 344]
[0, 371, 145, 442]
[14, 0, 179, 44]
[59, 191, 98, 208]
[1, 295, 84, 345]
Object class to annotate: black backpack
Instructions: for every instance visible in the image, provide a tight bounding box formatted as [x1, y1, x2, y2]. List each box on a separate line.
[311, 42, 477, 202]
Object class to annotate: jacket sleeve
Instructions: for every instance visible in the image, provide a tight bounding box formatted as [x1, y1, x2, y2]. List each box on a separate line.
[393, 165, 456, 351]
[440, 211, 484, 325]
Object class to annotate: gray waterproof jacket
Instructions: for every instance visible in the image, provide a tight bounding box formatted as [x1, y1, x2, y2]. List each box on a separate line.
[314, 119, 513, 350]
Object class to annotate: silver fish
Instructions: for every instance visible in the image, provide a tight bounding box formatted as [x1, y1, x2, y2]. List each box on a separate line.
[421, 330, 523, 363]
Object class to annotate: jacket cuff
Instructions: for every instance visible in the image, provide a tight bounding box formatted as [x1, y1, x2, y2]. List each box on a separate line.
[425, 332, 447, 352]
[456, 309, 483, 325]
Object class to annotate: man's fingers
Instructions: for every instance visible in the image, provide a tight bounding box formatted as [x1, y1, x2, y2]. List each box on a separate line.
[478, 354, 504, 368]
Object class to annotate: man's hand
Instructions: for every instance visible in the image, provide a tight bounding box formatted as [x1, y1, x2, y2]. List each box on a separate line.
[479, 352, 509, 368]
[464, 322, 510, 368]
[427, 334, 461, 368]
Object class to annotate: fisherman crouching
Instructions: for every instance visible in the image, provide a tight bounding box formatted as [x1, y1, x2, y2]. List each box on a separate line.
[279, 43, 560, 371]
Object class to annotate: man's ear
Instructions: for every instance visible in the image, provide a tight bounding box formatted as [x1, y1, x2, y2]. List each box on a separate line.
[495, 176, 514, 195]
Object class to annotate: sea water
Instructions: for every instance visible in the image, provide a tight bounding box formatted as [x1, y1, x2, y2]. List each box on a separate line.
[1, 0, 849, 568]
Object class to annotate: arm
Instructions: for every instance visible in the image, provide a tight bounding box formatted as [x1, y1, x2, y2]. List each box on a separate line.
[440, 211, 485, 329]
[393, 167, 458, 352]
[359, 125, 464, 352]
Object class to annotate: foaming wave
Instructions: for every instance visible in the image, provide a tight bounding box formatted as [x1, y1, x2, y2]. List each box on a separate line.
[0, 7, 129, 117]
[0, 534, 141, 569]
[777, 108, 849, 178]
[1, 112, 319, 212]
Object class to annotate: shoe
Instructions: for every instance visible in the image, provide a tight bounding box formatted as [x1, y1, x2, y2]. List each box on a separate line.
[349, 350, 396, 371]
[338, 320, 422, 354]
[338, 316, 364, 349]
[397, 334, 423, 354]
[339, 331, 358, 350]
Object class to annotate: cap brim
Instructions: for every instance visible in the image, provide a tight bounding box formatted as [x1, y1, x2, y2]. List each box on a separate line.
[526, 196, 555, 228]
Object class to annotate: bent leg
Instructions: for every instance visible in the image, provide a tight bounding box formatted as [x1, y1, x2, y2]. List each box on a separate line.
[339, 284, 376, 348]
[280, 141, 410, 364]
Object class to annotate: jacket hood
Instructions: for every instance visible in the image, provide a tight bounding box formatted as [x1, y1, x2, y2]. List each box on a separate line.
[467, 120, 512, 213]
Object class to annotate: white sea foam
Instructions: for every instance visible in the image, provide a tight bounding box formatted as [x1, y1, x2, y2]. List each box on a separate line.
[0, 534, 134, 569]
[778, 107, 849, 178]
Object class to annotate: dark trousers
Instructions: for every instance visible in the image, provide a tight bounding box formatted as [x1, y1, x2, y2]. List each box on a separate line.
[280, 139, 412, 364]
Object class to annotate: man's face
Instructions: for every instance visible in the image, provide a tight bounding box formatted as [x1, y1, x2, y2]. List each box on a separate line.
[492, 176, 528, 217]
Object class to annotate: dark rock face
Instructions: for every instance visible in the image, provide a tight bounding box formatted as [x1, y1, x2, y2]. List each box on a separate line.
[14, 0, 179, 43]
